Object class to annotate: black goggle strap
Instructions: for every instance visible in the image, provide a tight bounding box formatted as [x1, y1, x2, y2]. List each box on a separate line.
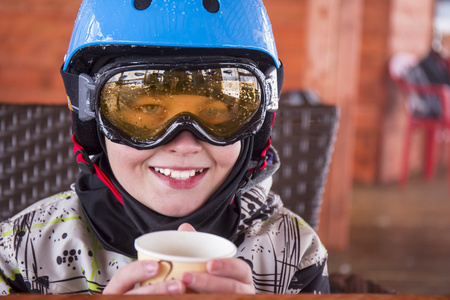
[61, 62, 284, 120]
[71, 130, 124, 205]
[60, 66, 96, 121]
[276, 61, 285, 98]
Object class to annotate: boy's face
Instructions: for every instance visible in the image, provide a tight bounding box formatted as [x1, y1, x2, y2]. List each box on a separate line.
[105, 131, 241, 217]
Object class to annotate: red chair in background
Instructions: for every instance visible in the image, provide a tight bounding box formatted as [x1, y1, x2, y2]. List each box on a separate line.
[388, 52, 450, 188]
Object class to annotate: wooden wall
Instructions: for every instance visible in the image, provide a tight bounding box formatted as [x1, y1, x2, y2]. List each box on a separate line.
[266, 0, 362, 250]
[353, 0, 391, 184]
[354, 0, 434, 184]
[0, 0, 81, 104]
[264, 0, 308, 91]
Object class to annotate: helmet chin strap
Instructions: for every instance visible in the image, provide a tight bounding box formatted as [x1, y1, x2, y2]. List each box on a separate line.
[72, 132, 124, 205]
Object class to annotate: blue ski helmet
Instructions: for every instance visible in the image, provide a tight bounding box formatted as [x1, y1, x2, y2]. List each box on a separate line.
[61, 0, 284, 158]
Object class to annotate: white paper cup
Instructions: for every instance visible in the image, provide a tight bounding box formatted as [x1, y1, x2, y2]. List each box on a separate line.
[134, 230, 237, 285]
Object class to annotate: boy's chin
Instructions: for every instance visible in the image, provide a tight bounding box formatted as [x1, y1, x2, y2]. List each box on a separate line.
[141, 197, 208, 218]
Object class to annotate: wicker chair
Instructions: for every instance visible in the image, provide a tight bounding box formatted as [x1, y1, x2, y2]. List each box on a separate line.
[1, 97, 339, 224]
[1, 101, 398, 294]
[1, 96, 339, 224]
[0, 104, 79, 220]
[271, 91, 397, 294]
[271, 90, 339, 230]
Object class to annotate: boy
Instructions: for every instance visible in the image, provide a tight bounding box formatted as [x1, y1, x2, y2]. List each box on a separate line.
[0, 0, 329, 294]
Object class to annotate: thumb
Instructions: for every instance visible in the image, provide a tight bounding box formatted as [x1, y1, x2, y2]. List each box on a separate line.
[177, 223, 196, 232]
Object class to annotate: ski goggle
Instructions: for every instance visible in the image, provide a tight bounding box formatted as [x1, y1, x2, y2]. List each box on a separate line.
[69, 59, 279, 149]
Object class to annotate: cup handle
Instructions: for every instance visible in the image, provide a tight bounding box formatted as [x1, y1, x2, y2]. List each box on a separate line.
[158, 260, 174, 281]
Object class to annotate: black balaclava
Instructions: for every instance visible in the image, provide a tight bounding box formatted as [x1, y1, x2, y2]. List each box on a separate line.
[76, 135, 254, 258]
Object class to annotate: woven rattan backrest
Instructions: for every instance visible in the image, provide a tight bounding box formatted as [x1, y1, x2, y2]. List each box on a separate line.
[0, 104, 79, 220]
[271, 91, 339, 230]
[1, 98, 339, 227]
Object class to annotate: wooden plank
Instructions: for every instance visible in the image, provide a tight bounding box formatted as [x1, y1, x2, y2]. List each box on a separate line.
[304, 0, 362, 250]
[352, 0, 390, 183]
[264, 1, 307, 91]
[0, 0, 82, 104]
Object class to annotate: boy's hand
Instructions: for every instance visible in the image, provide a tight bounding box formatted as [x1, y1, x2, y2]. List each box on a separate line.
[177, 223, 255, 294]
[180, 257, 255, 294]
[103, 223, 254, 294]
[102, 260, 186, 295]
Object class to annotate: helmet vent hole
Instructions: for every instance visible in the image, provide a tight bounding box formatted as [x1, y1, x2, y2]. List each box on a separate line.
[203, 0, 219, 13]
[134, 0, 152, 10]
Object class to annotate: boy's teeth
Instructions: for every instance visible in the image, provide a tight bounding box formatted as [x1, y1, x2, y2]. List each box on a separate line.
[154, 167, 203, 180]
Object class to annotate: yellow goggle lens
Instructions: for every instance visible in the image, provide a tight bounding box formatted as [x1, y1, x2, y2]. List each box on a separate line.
[100, 67, 262, 142]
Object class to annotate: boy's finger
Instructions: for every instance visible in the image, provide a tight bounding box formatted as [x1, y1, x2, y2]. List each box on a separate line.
[103, 260, 159, 294]
[207, 258, 253, 284]
[177, 223, 196, 232]
[128, 280, 185, 295]
[180, 272, 254, 294]
[179, 258, 255, 294]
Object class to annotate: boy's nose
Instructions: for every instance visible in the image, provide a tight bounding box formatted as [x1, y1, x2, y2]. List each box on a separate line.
[166, 131, 202, 155]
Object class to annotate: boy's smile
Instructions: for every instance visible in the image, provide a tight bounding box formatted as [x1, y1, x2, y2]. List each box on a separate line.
[150, 166, 208, 189]
[105, 131, 241, 217]
[153, 167, 205, 180]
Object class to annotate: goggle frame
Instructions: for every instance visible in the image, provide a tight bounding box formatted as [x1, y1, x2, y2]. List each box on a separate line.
[77, 57, 279, 149]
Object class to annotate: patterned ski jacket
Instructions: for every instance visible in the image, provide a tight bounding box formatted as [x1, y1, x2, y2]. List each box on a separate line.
[1, 172, 328, 295]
